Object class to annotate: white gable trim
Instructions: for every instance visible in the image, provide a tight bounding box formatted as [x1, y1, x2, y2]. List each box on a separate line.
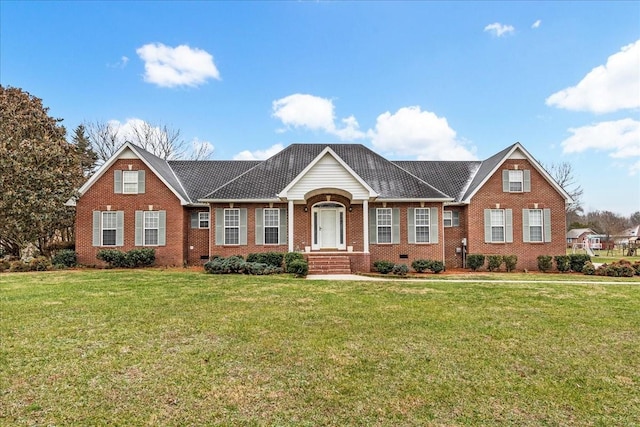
[66, 142, 189, 206]
[463, 142, 573, 204]
[278, 146, 378, 200]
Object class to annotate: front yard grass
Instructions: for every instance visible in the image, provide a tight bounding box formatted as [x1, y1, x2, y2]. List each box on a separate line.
[1, 270, 639, 426]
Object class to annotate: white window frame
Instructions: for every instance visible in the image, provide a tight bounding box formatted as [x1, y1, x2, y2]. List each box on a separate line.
[414, 208, 430, 243]
[224, 208, 240, 245]
[102, 212, 117, 246]
[376, 208, 392, 244]
[508, 170, 523, 193]
[198, 212, 210, 229]
[263, 208, 280, 245]
[490, 209, 505, 243]
[144, 211, 159, 246]
[122, 170, 139, 194]
[528, 209, 543, 243]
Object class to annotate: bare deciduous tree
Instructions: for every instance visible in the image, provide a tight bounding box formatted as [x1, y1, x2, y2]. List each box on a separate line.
[85, 119, 213, 164]
[543, 161, 584, 225]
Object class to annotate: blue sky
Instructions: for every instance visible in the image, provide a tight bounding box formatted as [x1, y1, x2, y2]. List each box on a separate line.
[2, 1, 639, 215]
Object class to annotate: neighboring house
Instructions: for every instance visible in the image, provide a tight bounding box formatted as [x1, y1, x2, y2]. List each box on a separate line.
[69, 141, 572, 272]
[615, 225, 640, 246]
[566, 228, 596, 247]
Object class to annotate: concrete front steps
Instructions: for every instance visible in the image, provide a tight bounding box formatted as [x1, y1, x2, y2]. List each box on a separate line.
[307, 254, 352, 275]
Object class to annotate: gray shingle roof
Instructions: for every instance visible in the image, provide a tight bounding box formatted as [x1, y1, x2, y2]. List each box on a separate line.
[129, 141, 538, 205]
[393, 160, 482, 201]
[201, 144, 451, 200]
[168, 160, 261, 202]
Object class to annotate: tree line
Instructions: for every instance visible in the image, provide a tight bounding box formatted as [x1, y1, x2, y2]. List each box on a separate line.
[0, 85, 638, 258]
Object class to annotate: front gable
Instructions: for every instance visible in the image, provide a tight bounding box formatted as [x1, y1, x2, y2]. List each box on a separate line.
[68, 142, 190, 206]
[278, 147, 377, 201]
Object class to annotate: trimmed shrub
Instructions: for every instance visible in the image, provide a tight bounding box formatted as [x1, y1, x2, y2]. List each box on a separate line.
[97, 249, 127, 268]
[633, 261, 640, 276]
[392, 263, 409, 276]
[224, 256, 246, 273]
[29, 256, 51, 271]
[503, 255, 518, 272]
[204, 257, 226, 274]
[467, 254, 485, 271]
[430, 260, 445, 274]
[246, 252, 284, 267]
[52, 249, 77, 268]
[569, 253, 591, 273]
[582, 261, 596, 275]
[373, 260, 395, 274]
[537, 255, 553, 272]
[554, 255, 570, 273]
[284, 252, 304, 268]
[124, 248, 155, 268]
[0, 260, 10, 272]
[411, 259, 431, 273]
[288, 259, 308, 277]
[9, 261, 31, 272]
[487, 255, 503, 272]
[595, 261, 635, 277]
[243, 262, 269, 275]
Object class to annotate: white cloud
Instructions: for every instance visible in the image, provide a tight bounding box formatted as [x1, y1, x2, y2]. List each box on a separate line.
[136, 43, 220, 88]
[272, 93, 365, 140]
[191, 138, 215, 160]
[560, 118, 640, 173]
[546, 40, 640, 113]
[108, 56, 129, 69]
[484, 23, 515, 37]
[367, 106, 476, 160]
[234, 143, 285, 160]
[531, 20, 541, 29]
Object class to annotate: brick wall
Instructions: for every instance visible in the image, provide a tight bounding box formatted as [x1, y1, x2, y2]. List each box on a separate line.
[186, 208, 210, 264]
[443, 206, 467, 269]
[368, 202, 445, 271]
[76, 158, 186, 266]
[466, 159, 567, 271]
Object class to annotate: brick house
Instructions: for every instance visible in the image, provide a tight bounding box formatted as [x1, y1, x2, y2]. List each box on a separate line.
[69, 141, 571, 272]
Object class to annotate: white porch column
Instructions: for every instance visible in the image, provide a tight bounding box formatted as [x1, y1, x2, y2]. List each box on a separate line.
[288, 200, 294, 252]
[363, 199, 369, 253]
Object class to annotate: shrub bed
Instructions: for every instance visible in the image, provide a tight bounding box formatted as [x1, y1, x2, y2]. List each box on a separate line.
[97, 248, 155, 268]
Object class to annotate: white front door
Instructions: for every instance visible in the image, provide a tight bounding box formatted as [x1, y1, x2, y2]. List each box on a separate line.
[312, 203, 346, 250]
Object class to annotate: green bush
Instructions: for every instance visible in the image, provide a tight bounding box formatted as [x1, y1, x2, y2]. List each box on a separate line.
[595, 260, 635, 277]
[52, 249, 77, 268]
[97, 249, 127, 268]
[411, 259, 431, 273]
[633, 261, 640, 276]
[430, 260, 445, 274]
[243, 261, 269, 275]
[204, 257, 227, 274]
[97, 248, 155, 268]
[284, 252, 304, 268]
[537, 255, 553, 272]
[582, 261, 596, 275]
[467, 254, 485, 271]
[503, 255, 518, 272]
[569, 253, 591, 273]
[0, 260, 10, 272]
[247, 252, 284, 267]
[125, 248, 156, 268]
[554, 255, 570, 273]
[287, 259, 308, 277]
[373, 260, 395, 274]
[392, 263, 409, 276]
[487, 255, 503, 272]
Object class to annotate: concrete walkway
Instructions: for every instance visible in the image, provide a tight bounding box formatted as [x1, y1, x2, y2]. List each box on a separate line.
[306, 274, 639, 285]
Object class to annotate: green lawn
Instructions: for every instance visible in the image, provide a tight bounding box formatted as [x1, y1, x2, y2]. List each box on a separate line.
[1, 270, 639, 426]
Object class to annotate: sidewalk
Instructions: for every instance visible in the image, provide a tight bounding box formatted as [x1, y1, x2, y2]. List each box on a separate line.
[306, 274, 639, 285]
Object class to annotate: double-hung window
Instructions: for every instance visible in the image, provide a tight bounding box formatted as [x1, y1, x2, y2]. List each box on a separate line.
[122, 171, 139, 194]
[509, 170, 523, 192]
[376, 208, 392, 244]
[414, 208, 430, 243]
[102, 212, 117, 246]
[528, 209, 543, 242]
[443, 210, 459, 227]
[490, 209, 505, 243]
[224, 209, 240, 245]
[199, 212, 210, 229]
[144, 211, 159, 245]
[263, 208, 280, 245]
